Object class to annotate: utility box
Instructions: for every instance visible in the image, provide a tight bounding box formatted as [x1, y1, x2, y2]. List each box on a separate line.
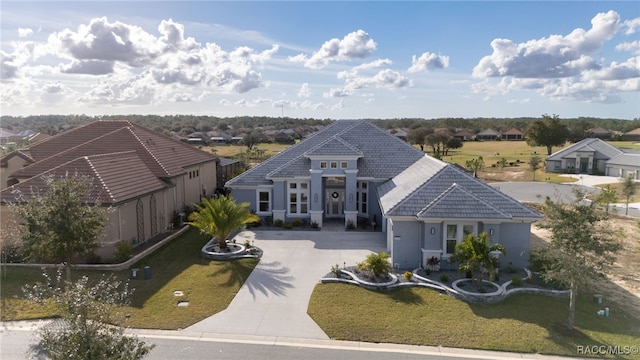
[130, 268, 139, 280]
[144, 266, 152, 280]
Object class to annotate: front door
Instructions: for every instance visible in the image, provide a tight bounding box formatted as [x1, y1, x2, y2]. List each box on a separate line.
[325, 189, 345, 217]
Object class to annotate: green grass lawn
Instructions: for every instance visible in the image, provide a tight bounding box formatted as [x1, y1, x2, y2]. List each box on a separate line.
[0, 228, 258, 330]
[308, 284, 640, 359]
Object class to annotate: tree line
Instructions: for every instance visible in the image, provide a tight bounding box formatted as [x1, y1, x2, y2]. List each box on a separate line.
[1, 114, 638, 138]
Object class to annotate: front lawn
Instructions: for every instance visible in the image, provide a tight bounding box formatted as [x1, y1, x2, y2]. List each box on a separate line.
[0, 228, 258, 330]
[308, 284, 640, 358]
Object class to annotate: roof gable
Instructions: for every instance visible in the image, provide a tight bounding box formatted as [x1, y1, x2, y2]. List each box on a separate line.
[379, 158, 540, 220]
[1, 152, 168, 205]
[226, 120, 425, 187]
[547, 138, 623, 161]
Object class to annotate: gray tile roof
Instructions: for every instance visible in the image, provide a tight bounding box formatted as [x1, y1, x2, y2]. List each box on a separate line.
[226, 120, 424, 186]
[606, 153, 640, 167]
[547, 138, 623, 161]
[378, 156, 541, 220]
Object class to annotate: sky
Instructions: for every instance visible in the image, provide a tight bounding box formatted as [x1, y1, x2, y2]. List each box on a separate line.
[1, 1, 639, 120]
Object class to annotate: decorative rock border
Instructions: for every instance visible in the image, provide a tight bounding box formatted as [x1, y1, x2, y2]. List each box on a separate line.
[321, 267, 570, 304]
[201, 238, 262, 260]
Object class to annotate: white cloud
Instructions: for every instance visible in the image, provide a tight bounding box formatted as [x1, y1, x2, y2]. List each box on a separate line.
[18, 28, 34, 38]
[59, 60, 114, 75]
[298, 83, 311, 98]
[582, 56, 640, 81]
[323, 87, 351, 98]
[616, 41, 640, 55]
[623, 17, 640, 35]
[473, 10, 621, 79]
[287, 53, 307, 63]
[407, 52, 449, 73]
[304, 30, 376, 69]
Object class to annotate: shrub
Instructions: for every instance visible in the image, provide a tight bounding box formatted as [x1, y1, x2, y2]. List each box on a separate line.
[505, 265, 518, 274]
[310, 221, 319, 229]
[361, 252, 392, 277]
[283, 222, 294, 229]
[439, 274, 449, 283]
[331, 264, 341, 277]
[403, 271, 412, 280]
[243, 239, 251, 248]
[345, 220, 356, 230]
[511, 276, 523, 287]
[425, 268, 432, 276]
[114, 240, 133, 263]
[274, 219, 284, 227]
[290, 219, 303, 227]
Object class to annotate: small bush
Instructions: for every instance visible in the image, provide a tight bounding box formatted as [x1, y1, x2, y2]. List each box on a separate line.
[403, 271, 412, 280]
[283, 222, 294, 229]
[114, 240, 133, 263]
[274, 219, 284, 227]
[439, 274, 449, 283]
[425, 268, 432, 276]
[331, 264, 342, 277]
[345, 220, 356, 230]
[290, 219, 303, 227]
[511, 277, 523, 287]
[310, 221, 319, 229]
[243, 239, 251, 248]
[505, 265, 518, 274]
[361, 252, 392, 277]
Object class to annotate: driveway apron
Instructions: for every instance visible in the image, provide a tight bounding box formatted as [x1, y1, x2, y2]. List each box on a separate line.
[185, 230, 386, 339]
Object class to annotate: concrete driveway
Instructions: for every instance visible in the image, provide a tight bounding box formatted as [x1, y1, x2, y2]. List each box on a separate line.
[185, 230, 386, 339]
[489, 181, 599, 203]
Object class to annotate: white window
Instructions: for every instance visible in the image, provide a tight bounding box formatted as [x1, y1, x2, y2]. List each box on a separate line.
[340, 161, 348, 169]
[444, 223, 476, 256]
[257, 190, 271, 213]
[288, 181, 309, 215]
[330, 161, 337, 169]
[357, 181, 368, 215]
[320, 161, 327, 169]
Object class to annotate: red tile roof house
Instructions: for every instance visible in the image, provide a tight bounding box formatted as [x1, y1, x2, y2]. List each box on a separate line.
[0, 120, 218, 261]
[226, 120, 540, 270]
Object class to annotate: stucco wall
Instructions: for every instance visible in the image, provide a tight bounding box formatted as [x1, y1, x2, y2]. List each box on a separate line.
[390, 220, 422, 270]
[1, 155, 30, 189]
[498, 222, 532, 269]
[230, 189, 257, 212]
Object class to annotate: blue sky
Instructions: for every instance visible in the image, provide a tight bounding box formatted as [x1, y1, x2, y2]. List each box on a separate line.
[1, 1, 639, 119]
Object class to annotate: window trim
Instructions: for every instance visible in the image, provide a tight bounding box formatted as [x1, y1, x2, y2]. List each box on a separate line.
[340, 161, 348, 169]
[256, 189, 271, 214]
[330, 161, 337, 169]
[287, 181, 309, 215]
[356, 181, 368, 215]
[442, 222, 477, 257]
[320, 161, 327, 169]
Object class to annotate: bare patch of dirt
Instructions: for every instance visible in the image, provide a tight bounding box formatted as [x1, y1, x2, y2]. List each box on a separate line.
[480, 170, 527, 182]
[531, 215, 640, 315]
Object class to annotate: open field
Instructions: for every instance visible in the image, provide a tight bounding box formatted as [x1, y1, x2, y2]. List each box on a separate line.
[0, 228, 258, 330]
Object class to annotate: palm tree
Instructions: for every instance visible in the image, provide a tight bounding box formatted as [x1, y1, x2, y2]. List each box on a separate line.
[186, 196, 259, 250]
[450, 232, 506, 289]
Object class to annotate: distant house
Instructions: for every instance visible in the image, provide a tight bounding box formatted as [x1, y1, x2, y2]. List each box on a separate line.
[0, 121, 219, 260]
[387, 128, 408, 141]
[586, 127, 613, 140]
[274, 131, 296, 144]
[501, 128, 524, 141]
[230, 133, 246, 144]
[453, 129, 475, 141]
[476, 129, 500, 141]
[622, 128, 640, 142]
[545, 138, 640, 178]
[208, 131, 232, 144]
[226, 120, 540, 269]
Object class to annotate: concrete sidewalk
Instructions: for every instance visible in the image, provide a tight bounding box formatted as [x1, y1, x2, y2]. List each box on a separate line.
[185, 230, 386, 339]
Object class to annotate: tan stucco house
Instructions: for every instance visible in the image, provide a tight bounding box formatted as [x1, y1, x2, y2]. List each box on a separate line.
[0, 120, 218, 260]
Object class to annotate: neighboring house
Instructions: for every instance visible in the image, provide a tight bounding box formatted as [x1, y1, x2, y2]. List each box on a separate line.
[586, 127, 613, 140]
[545, 138, 640, 178]
[217, 157, 243, 191]
[274, 131, 296, 144]
[208, 131, 232, 144]
[501, 128, 524, 141]
[622, 128, 640, 142]
[226, 120, 540, 269]
[453, 129, 475, 141]
[387, 128, 408, 141]
[0, 120, 218, 260]
[476, 129, 501, 141]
